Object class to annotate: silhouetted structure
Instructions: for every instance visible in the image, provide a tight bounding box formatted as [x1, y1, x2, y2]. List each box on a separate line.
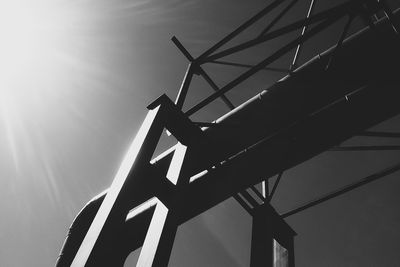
[57, 1, 400, 266]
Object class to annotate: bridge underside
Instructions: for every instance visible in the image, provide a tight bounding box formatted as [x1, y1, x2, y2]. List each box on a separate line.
[56, 7, 400, 267]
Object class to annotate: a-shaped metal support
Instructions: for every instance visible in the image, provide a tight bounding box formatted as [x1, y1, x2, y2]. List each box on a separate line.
[137, 142, 188, 266]
[70, 95, 203, 266]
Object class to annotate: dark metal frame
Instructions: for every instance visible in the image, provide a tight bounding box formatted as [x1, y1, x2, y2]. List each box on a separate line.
[71, 95, 206, 266]
[168, 1, 400, 266]
[66, 1, 400, 266]
[172, 0, 398, 118]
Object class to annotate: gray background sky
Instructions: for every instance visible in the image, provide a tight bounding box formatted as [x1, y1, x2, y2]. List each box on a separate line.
[0, 0, 400, 266]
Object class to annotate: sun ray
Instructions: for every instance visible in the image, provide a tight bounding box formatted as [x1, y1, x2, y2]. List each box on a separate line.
[0, 0, 112, 210]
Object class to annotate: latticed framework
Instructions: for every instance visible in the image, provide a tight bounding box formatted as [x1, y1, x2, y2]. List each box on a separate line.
[56, 0, 400, 266]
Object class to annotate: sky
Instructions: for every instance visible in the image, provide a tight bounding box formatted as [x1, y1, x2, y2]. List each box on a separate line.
[0, 0, 399, 266]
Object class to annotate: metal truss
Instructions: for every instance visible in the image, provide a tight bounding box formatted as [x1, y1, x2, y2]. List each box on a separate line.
[58, 1, 400, 266]
[171, 0, 399, 117]
[170, 0, 400, 261]
[70, 95, 206, 266]
[233, 158, 400, 219]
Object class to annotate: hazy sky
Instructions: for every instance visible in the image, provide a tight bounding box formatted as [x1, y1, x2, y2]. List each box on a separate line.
[0, 0, 400, 266]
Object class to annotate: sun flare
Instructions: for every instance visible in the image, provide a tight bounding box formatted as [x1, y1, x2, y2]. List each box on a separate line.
[0, 1, 63, 86]
[0, 0, 91, 204]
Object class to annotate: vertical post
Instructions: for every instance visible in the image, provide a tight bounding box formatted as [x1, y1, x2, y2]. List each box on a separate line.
[175, 64, 195, 110]
[262, 180, 269, 199]
[250, 207, 273, 267]
[250, 204, 296, 267]
[136, 143, 188, 267]
[380, 0, 399, 34]
[71, 105, 166, 267]
[136, 201, 179, 267]
[288, 236, 295, 267]
[290, 0, 316, 71]
[172, 36, 235, 111]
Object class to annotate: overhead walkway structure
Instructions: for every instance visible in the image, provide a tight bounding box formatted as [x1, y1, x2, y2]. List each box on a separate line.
[56, 1, 400, 266]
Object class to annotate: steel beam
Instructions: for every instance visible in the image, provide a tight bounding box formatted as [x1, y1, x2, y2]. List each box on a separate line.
[209, 60, 289, 73]
[240, 190, 260, 208]
[186, 15, 342, 116]
[281, 161, 400, 218]
[71, 104, 165, 267]
[175, 64, 195, 110]
[137, 143, 188, 267]
[330, 145, 400, 151]
[262, 181, 269, 199]
[250, 212, 273, 267]
[325, 13, 355, 70]
[178, 79, 400, 226]
[250, 185, 266, 201]
[136, 200, 178, 267]
[290, 0, 316, 70]
[197, 0, 285, 61]
[203, 0, 360, 63]
[250, 204, 296, 267]
[258, 0, 299, 37]
[358, 131, 400, 138]
[268, 171, 284, 202]
[171, 36, 235, 110]
[57, 10, 400, 265]
[234, 194, 254, 214]
[70, 95, 203, 266]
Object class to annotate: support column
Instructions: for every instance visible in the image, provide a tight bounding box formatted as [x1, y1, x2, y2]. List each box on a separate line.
[71, 105, 166, 267]
[136, 143, 188, 267]
[250, 204, 296, 267]
[136, 201, 178, 267]
[250, 208, 273, 267]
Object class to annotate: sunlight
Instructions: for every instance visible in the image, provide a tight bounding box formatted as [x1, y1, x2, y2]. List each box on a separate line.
[0, 0, 63, 88]
[0, 0, 89, 204]
[0, 0, 73, 122]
